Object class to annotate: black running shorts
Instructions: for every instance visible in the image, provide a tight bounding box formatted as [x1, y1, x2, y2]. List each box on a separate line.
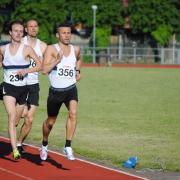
[47, 85, 78, 117]
[3, 82, 28, 105]
[26, 83, 40, 106]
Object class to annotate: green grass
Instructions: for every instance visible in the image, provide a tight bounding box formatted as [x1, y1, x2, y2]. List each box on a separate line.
[1, 67, 180, 172]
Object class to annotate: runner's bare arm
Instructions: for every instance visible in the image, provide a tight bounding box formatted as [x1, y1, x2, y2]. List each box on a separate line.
[75, 46, 82, 81]
[28, 46, 42, 73]
[0, 46, 5, 68]
[17, 46, 42, 76]
[42, 45, 63, 74]
[40, 41, 47, 55]
[38, 41, 47, 64]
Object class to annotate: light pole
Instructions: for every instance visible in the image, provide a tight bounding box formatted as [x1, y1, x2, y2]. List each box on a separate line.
[92, 5, 97, 64]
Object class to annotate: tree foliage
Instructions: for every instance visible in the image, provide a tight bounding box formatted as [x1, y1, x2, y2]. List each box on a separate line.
[96, 27, 111, 47]
[0, 0, 179, 45]
[8, 0, 124, 44]
[151, 25, 172, 46]
[128, 0, 180, 45]
[0, 0, 13, 32]
[10, 0, 67, 43]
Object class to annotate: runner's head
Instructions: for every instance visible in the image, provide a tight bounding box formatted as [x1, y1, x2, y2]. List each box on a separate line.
[56, 23, 72, 45]
[25, 19, 39, 38]
[9, 20, 24, 43]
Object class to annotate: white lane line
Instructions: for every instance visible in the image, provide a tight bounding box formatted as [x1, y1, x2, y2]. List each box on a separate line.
[0, 136, 148, 180]
[0, 166, 33, 180]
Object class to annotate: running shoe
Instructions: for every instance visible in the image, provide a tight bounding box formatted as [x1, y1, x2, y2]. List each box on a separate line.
[17, 145, 25, 155]
[63, 147, 75, 160]
[13, 149, 21, 160]
[40, 145, 48, 160]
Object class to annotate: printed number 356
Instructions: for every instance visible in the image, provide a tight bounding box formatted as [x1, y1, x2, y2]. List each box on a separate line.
[58, 68, 73, 77]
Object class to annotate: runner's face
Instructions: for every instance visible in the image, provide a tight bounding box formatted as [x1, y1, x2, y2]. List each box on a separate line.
[58, 27, 71, 45]
[26, 20, 39, 37]
[10, 24, 24, 43]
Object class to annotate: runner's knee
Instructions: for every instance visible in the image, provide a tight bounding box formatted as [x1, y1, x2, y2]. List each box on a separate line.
[25, 115, 33, 126]
[69, 110, 77, 120]
[45, 118, 56, 130]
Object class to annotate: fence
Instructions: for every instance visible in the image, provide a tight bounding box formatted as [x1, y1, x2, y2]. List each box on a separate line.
[80, 46, 180, 64]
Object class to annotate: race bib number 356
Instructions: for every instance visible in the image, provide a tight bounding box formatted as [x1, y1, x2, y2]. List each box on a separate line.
[57, 67, 74, 77]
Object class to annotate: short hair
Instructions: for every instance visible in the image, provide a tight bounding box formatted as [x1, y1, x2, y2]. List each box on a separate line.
[26, 19, 38, 27]
[9, 20, 24, 31]
[55, 23, 72, 33]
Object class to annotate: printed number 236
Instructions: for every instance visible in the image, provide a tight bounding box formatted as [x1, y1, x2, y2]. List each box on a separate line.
[10, 75, 24, 81]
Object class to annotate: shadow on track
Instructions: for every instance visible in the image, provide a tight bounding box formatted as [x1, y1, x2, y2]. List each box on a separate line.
[0, 141, 69, 170]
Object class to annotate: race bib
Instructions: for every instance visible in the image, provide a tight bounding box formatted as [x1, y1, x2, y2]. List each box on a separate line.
[56, 64, 74, 78]
[29, 59, 36, 68]
[8, 70, 24, 82]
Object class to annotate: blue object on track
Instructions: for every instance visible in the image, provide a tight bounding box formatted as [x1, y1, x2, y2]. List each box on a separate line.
[123, 156, 138, 168]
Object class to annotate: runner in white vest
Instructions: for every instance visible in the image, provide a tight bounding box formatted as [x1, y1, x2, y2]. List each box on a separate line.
[48, 43, 77, 88]
[16, 19, 47, 155]
[40, 23, 82, 161]
[0, 20, 41, 160]
[3, 43, 29, 86]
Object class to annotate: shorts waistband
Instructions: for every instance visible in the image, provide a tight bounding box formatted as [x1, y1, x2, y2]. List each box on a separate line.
[50, 84, 76, 92]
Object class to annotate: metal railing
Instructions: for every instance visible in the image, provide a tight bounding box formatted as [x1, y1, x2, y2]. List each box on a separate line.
[80, 46, 180, 64]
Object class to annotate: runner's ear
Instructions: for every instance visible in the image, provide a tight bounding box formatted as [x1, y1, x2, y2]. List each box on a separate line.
[56, 33, 59, 38]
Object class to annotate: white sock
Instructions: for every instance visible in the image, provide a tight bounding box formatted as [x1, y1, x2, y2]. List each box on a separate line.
[17, 143, 22, 147]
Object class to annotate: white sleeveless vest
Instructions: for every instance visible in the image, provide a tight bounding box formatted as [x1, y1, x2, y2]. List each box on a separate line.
[3, 43, 30, 86]
[23, 36, 43, 85]
[48, 44, 77, 88]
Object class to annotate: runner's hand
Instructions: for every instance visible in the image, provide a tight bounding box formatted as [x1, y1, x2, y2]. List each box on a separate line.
[16, 69, 27, 77]
[76, 71, 81, 81]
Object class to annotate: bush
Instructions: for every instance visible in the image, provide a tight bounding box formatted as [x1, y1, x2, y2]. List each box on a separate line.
[96, 27, 111, 47]
[151, 25, 172, 46]
[82, 55, 92, 63]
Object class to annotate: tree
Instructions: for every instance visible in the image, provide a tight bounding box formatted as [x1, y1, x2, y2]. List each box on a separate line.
[96, 27, 111, 47]
[128, 0, 180, 46]
[10, 0, 125, 44]
[0, 0, 14, 34]
[151, 25, 172, 46]
[1, 0, 179, 46]
[171, 0, 180, 41]
[10, 0, 67, 43]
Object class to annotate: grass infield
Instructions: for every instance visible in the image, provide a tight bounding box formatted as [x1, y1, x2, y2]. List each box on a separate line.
[0, 67, 180, 172]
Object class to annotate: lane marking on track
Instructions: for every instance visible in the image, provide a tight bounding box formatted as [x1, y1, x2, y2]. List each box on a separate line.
[46, 149, 148, 180]
[0, 166, 33, 180]
[0, 136, 148, 180]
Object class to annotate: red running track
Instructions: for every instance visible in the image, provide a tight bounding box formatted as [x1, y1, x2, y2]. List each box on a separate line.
[0, 137, 148, 180]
